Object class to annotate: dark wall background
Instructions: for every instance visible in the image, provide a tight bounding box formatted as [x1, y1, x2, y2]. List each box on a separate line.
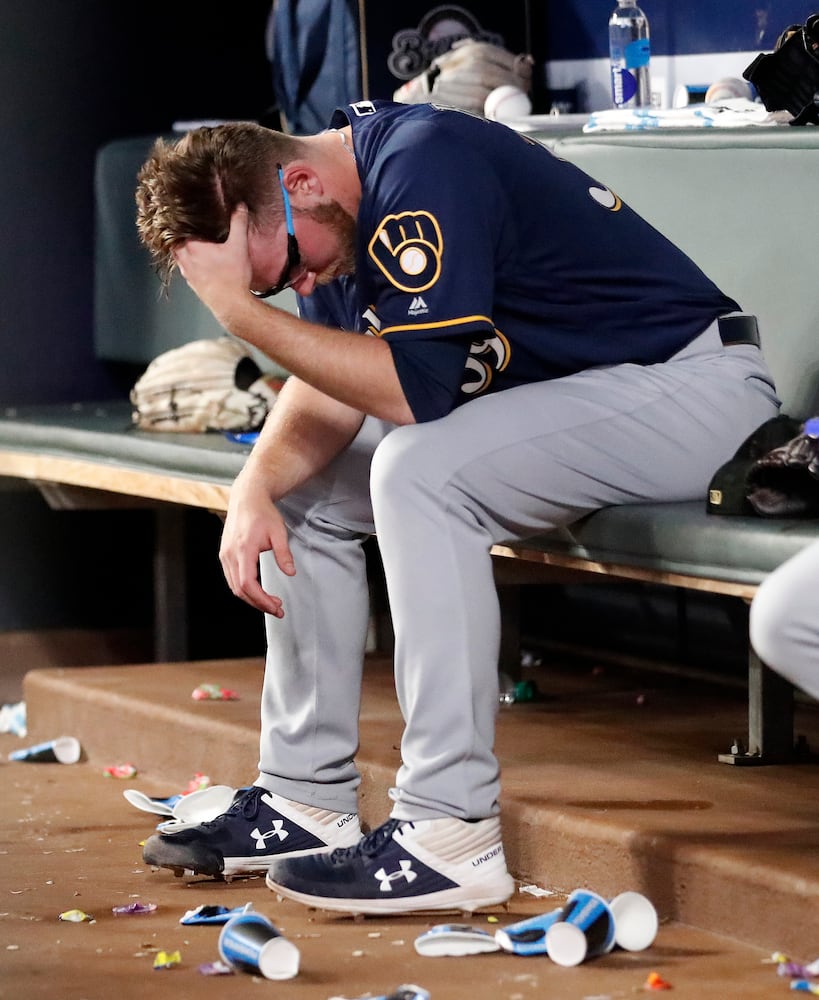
[0, 0, 274, 406]
[0, 1, 274, 638]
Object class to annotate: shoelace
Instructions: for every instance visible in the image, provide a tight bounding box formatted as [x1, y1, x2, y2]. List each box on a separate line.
[197, 786, 259, 830]
[328, 817, 408, 864]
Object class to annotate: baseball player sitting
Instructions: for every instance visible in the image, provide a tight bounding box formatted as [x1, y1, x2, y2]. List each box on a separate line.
[134, 101, 779, 915]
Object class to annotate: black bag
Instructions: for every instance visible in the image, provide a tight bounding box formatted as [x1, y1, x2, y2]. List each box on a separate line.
[744, 14, 819, 125]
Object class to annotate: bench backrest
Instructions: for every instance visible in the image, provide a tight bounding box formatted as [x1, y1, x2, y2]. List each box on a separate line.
[546, 129, 819, 419]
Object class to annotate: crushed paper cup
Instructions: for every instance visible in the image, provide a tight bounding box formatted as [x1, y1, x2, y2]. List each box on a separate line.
[9, 736, 81, 764]
[414, 923, 501, 956]
[181, 903, 254, 926]
[155, 784, 237, 831]
[123, 774, 220, 818]
[122, 789, 181, 816]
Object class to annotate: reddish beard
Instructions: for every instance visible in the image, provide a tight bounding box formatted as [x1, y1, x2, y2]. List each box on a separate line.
[299, 200, 358, 284]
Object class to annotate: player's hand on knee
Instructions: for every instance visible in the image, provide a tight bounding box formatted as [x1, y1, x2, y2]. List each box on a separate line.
[219, 481, 294, 617]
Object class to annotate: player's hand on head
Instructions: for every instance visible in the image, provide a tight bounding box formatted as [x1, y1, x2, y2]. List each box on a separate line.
[173, 204, 253, 321]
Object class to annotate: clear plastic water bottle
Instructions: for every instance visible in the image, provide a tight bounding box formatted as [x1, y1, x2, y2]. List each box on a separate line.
[609, 0, 651, 108]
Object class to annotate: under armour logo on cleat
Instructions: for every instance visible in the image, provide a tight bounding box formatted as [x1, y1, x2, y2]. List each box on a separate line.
[374, 860, 417, 892]
[250, 820, 289, 850]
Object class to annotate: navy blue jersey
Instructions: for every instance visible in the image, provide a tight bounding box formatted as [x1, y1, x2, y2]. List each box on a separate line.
[301, 100, 739, 423]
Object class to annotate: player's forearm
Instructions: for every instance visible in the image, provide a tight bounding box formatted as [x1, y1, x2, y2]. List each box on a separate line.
[223, 295, 415, 425]
[240, 375, 367, 502]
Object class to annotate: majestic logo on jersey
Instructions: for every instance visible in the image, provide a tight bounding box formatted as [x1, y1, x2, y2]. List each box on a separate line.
[369, 211, 443, 293]
[408, 295, 429, 316]
[588, 185, 622, 212]
[461, 332, 511, 395]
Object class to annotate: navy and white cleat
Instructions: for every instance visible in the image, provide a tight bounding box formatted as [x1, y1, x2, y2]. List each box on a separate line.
[266, 815, 514, 915]
[143, 785, 360, 878]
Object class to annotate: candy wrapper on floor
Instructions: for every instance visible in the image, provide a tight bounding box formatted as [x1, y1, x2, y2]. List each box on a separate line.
[130, 336, 282, 433]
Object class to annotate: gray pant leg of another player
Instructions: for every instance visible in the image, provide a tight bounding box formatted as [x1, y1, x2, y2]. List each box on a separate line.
[371, 326, 779, 822]
[750, 538, 819, 701]
[255, 415, 393, 813]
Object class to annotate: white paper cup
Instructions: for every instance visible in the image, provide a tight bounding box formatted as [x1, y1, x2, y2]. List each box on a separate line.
[609, 890, 658, 951]
[545, 889, 615, 967]
[218, 912, 299, 980]
[172, 784, 236, 823]
[9, 736, 81, 764]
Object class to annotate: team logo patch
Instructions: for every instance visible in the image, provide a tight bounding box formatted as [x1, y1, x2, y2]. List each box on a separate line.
[368, 211, 443, 293]
[349, 100, 377, 117]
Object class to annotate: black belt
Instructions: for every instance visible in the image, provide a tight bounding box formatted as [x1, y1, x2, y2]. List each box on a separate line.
[718, 314, 760, 347]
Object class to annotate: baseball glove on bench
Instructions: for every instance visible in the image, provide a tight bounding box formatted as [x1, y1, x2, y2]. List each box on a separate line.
[130, 337, 281, 433]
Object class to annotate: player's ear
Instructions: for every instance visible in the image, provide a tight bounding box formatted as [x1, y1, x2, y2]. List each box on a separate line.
[281, 162, 323, 203]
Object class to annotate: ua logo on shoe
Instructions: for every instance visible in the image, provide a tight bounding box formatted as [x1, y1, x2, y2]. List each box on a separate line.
[374, 860, 417, 892]
[250, 820, 289, 850]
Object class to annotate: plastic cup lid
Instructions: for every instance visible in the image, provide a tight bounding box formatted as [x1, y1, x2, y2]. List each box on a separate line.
[609, 891, 659, 951]
[545, 921, 588, 967]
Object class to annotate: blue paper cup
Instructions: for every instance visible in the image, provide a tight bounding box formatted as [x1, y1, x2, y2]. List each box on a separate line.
[9, 736, 81, 764]
[495, 908, 563, 955]
[218, 912, 299, 980]
[545, 889, 615, 967]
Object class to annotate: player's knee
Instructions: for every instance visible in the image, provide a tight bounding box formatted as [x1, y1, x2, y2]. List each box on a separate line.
[371, 424, 429, 500]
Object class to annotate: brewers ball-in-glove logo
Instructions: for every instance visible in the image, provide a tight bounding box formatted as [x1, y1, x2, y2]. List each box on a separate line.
[368, 211, 443, 293]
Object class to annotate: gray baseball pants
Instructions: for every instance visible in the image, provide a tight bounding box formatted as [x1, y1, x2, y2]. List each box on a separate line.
[257, 320, 779, 821]
[750, 538, 819, 701]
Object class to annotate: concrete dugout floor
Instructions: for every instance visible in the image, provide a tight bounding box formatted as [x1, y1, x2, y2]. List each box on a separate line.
[2, 652, 818, 999]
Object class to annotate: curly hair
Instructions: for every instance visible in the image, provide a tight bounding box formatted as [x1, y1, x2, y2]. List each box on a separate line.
[135, 122, 301, 286]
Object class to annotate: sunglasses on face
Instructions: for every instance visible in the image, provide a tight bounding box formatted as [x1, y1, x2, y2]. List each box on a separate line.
[251, 164, 302, 298]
